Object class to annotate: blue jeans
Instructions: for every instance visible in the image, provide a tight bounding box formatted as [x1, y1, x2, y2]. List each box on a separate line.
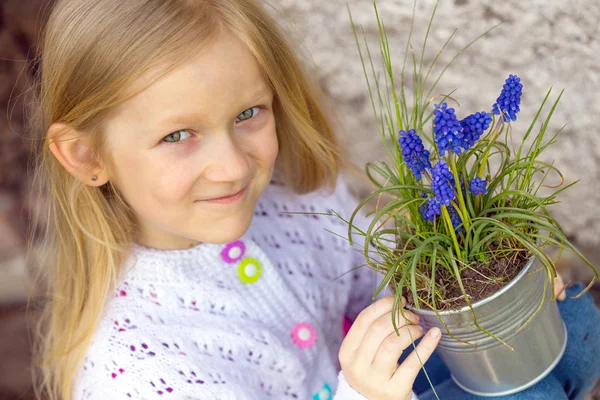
[400, 283, 600, 400]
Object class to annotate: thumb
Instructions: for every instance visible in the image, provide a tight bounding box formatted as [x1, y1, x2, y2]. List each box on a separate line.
[554, 275, 566, 301]
[393, 327, 441, 384]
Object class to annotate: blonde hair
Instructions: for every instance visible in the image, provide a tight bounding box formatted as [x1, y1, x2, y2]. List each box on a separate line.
[25, 0, 352, 399]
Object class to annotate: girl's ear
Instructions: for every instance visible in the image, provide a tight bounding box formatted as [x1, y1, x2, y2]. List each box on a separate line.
[48, 123, 108, 186]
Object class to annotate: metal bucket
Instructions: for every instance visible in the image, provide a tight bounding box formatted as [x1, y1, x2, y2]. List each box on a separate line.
[410, 256, 567, 396]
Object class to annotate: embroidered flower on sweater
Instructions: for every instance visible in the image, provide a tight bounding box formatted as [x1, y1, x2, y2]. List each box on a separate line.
[291, 322, 317, 349]
[238, 257, 262, 284]
[221, 240, 246, 263]
[313, 383, 333, 400]
[342, 315, 353, 337]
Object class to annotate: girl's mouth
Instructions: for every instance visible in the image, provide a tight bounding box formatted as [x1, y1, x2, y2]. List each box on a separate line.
[198, 186, 247, 204]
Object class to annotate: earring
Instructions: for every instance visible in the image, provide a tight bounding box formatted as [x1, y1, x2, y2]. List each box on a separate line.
[91, 175, 97, 181]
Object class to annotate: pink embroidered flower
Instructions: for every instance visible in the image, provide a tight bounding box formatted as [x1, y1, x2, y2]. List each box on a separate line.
[291, 322, 317, 349]
[342, 315, 353, 337]
[221, 240, 246, 263]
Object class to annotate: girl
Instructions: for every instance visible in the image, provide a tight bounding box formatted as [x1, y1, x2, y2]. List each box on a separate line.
[27, 0, 438, 399]
[25, 0, 600, 399]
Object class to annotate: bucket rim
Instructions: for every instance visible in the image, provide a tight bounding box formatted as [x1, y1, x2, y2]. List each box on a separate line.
[407, 254, 543, 316]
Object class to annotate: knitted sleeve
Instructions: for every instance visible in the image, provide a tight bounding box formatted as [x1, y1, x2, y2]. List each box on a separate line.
[334, 370, 368, 400]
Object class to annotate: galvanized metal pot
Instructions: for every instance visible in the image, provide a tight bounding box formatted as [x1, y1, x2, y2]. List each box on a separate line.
[410, 256, 567, 397]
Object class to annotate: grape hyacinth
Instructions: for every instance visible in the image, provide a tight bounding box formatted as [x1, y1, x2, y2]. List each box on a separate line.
[420, 196, 441, 222]
[433, 102, 464, 156]
[398, 129, 432, 181]
[448, 205, 463, 232]
[492, 74, 523, 122]
[469, 177, 488, 195]
[460, 111, 492, 149]
[431, 160, 456, 206]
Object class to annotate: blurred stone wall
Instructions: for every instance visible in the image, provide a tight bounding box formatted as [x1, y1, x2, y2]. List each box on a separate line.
[273, 0, 600, 248]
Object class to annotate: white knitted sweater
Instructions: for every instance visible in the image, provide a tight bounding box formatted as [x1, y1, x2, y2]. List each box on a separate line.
[72, 174, 418, 400]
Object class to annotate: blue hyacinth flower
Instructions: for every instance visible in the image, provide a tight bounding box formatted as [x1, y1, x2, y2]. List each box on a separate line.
[460, 111, 492, 150]
[433, 102, 465, 156]
[420, 196, 441, 222]
[431, 160, 456, 206]
[398, 129, 432, 181]
[492, 74, 523, 122]
[469, 177, 488, 195]
[448, 205, 463, 232]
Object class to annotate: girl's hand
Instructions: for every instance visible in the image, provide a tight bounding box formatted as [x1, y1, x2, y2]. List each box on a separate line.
[339, 296, 441, 400]
[554, 274, 567, 301]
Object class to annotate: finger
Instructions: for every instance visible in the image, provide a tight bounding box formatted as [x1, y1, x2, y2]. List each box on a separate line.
[355, 308, 420, 365]
[393, 327, 441, 384]
[341, 296, 404, 354]
[554, 275, 566, 301]
[372, 324, 424, 378]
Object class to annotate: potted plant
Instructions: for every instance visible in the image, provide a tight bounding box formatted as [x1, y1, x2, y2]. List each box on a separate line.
[339, 1, 598, 396]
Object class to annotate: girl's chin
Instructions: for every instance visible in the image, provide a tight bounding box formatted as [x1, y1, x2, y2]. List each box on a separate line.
[203, 215, 254, 245]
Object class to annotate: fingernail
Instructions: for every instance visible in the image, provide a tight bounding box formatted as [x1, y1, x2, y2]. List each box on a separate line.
[428, 327, 441, 339]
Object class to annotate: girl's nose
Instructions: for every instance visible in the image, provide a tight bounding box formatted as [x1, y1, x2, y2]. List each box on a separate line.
[203, 133, 251, 182]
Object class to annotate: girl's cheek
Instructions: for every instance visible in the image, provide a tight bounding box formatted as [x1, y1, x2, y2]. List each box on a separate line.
[151, 163, 198, 200]
[263, 131, 279, 162]
[252, 116, 278, 162]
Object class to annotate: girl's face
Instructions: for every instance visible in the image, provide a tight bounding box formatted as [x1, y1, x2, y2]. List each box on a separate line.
[102, 31, 279, 249]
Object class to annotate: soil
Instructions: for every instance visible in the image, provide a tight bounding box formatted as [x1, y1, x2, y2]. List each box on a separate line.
[399, 246, 531, 311]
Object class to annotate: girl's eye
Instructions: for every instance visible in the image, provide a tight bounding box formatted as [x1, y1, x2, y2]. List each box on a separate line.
[161, 106, 261, 144]
[235, 106, 261, 123]
[163, 129, 191, 144]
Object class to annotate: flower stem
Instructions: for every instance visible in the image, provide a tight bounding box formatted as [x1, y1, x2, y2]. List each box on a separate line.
[442, 205, 462, 261]
[477, 115, 503, 178]
[448, 155, 470, 231]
